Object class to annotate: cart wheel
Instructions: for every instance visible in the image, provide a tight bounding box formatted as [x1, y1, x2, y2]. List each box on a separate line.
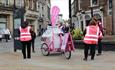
[41, 43, 49, 56]
[64, 51, 71, 59]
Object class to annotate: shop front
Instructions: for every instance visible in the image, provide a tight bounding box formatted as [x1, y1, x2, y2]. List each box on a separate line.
[0, 15, 7, 29]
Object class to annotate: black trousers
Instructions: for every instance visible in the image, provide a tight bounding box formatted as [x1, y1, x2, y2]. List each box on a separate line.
[21, 41, 31, 59]
[31, 40, 35, 52]
[4, 34, 9, 42]
[84, 44, 96, 59]
[97, 39, 102, 54]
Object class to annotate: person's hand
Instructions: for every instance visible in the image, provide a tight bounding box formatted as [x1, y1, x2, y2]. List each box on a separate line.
[15, 37, 20, 40]
[103, 27, 106, 30]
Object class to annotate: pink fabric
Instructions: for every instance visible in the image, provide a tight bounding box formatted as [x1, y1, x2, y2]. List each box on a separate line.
[50, 6, 60, 50]
[69, 33, 75, 51]
[61, 33, 75, 51]
[51, 6, 60, 26]
[61, 33, 69, 50]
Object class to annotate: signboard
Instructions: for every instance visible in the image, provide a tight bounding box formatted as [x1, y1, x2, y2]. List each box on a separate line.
[14, 18, 21, 29]
[0, 23, 6, 29]
[15, 0, 24, 8]
[13, 8, 25, 52]
[14, 18, 22, 52]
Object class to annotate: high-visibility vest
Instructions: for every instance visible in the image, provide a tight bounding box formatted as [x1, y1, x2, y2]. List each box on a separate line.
[83, 26, 101, 44]
[19, 26, 32, 41]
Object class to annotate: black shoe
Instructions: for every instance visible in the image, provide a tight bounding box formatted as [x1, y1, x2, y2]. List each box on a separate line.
[88, 53, 91, 56]
[91, 58, 94, 60]
[96, 53, 101, 56]
[27, 56, 31, 59]
[23, 57, 26, 59]
[27, 57, 31, 59]
[83, 58, 87, 61]
[33, 51, 35, 53]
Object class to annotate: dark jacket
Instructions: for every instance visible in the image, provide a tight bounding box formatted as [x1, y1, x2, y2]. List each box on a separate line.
[83, 29, 86, 36]
[31, 31, 36, 41]
[98, 22, 103, 32]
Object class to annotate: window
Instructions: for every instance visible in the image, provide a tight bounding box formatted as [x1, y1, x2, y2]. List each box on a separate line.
[0, 0, 9, 6]
[26, 0, 29, 9]
[32, 0, 34, 10]
[1, 0, 5, 5]
[33, 1, 37, 11]
[37, 2, 39, 11]
[0, 0, 2, 3]
[42, 6, 44, 12]
[93, 14, 101, 20]
[29, 0, 32, 10]
[109, 0, 112, 9]
[91, 0, 98, 6]
[108, 0, 112, 15]
[78, 0, 83, 10]
[6, 0, 9, 5]
[15, 0, 24, 8]
[78, 0, 81, 10]
[85, 15, 91, 20]
[92, 0, 98, 5]
[0, 16, 7, 29]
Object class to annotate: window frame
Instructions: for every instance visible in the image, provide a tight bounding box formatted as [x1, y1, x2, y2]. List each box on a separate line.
[108, 0, 112, 16]
[90, 0, 99, 7]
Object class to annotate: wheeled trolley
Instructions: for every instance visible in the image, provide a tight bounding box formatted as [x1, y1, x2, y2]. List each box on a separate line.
[41, 26, 74, 59]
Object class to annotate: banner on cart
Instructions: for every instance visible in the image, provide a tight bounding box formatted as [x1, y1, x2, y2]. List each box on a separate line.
[61, 33, 69, 50]
[51, 6, 60, 26]
[61, 33, 75, 51]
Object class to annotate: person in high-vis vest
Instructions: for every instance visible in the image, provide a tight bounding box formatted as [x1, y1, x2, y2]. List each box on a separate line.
[19, 21, 32, 59]
[93, 16, 104, 56]
[83, 20, 103, 61]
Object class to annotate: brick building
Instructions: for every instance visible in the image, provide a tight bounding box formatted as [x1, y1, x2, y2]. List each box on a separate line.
[72, 0, 112, 35]
[0, 0, 51, 35]
[0, 0, 14, 34]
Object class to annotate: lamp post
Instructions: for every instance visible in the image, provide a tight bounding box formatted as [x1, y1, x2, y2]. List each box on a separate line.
[91, 7, 93, 18]
[112, 0, 115, 35]
[69, 0, 74, 30]
[13, 0, 25, 52]
[72, 14, 76, 27]
[69, 0, 71, 24]
[89, 6, 94, 18]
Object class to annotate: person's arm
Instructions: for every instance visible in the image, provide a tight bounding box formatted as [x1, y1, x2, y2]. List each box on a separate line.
[83, 29, 86, 36]
[34, 32, 36, 38]
[30, 28, 32, 35]
[18, 28, 20, 35]
[98, 30, 103, 39]
[15, 29, 20, 40]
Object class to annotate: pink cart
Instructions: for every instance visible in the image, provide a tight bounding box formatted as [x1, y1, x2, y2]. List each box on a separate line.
[41, 27, 74, 59]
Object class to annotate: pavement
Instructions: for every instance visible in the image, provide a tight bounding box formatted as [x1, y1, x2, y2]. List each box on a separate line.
[0, 36, 115, 70]
[1, 49, 115, 70]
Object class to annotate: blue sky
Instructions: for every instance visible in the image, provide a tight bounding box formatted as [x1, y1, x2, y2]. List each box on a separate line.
[51, 0, 71, 20]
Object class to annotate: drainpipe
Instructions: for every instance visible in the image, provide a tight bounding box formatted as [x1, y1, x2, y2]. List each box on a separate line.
[112, 0, 115, 35]
[69, 0, 72, 28]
